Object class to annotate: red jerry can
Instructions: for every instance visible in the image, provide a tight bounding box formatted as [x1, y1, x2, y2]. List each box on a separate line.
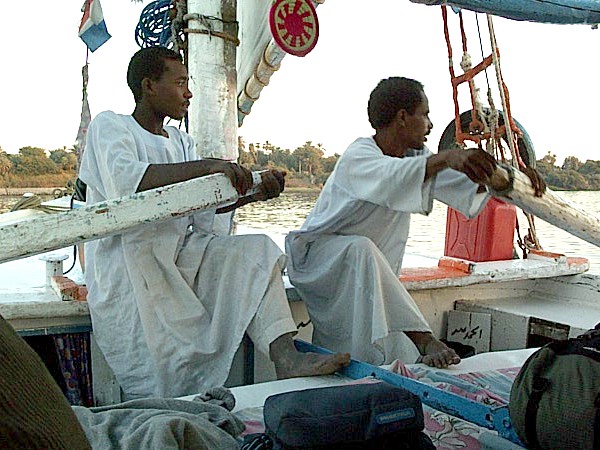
[444, 197, 516, 262]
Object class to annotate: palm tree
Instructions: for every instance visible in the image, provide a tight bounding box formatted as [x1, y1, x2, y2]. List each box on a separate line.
[0, 150, 13, 194]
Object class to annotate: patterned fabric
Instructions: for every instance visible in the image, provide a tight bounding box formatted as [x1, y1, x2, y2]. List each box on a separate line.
[397, 364, 522, 449]
[424, 407, 484, 449]
[52, 333, 93, 406]
[406, 365, 519, 407]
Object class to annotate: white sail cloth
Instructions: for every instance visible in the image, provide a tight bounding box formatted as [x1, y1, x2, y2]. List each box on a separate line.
[79, 112, 296, 398]
[286, 137, 488, 365]
[236, 1, 272, 94]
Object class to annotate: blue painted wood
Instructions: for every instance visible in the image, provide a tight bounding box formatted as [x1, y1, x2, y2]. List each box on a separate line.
[295, 339, 524, 446]
[412, 0, 600, 24]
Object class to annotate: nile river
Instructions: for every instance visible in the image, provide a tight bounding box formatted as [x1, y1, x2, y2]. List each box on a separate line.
[234, 190, 600, 275]
[3, 190, 600, 274]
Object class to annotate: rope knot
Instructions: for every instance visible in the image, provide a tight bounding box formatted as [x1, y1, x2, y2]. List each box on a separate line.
[460, 52, 472, 72]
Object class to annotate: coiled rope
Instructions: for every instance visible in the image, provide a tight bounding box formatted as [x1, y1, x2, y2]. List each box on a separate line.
[135, 0, 176, 49]
[10, 194, 69, 214]
[135, 0, 239, 51]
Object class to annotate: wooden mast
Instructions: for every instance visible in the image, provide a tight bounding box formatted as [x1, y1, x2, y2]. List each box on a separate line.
[186, 0, 238, 235]
[186, 0, 238, 162]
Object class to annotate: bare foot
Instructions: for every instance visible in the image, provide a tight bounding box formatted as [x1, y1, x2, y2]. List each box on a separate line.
[274, 351, 351, 380]
[406, 331, 460, 369]
[269, 333, 350, 379]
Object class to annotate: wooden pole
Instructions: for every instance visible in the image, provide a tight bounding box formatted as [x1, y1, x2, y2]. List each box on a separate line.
[489, 166, 600, 248]
[0, 174, 239, 265]
[186, 0, 238, 235]
[186, 0, 238, 161]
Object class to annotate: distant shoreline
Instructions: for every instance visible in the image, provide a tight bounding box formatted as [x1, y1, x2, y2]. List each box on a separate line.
[0, 187, 63, 196]
[0, 185, 322, 196]
[2, 185, 599, 197]
[285, 185, 321, 193]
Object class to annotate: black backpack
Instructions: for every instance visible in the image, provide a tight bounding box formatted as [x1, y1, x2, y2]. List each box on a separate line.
[509, 326, 600, 449]
[243, 382, 434, 450]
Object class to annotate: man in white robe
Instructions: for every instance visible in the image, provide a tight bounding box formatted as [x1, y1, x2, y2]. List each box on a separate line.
[286, 77, 505, 369]
[79, 47, 349, 399]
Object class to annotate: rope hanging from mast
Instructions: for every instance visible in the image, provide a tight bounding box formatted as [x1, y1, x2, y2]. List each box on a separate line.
[485, 14, 542, 251]
[440, 5, 542, 252]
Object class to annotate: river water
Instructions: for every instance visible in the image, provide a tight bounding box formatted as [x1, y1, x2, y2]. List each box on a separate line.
[234, 190, 600, 275]
[3, 190, 600, 274]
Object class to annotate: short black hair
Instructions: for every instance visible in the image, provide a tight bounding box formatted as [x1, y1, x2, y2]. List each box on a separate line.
[127, 47, 183, 102]
[367, 77, 424, 129]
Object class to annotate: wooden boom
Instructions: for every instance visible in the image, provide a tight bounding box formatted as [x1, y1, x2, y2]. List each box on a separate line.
[489, 165, 600, 248]
[0, 173, 240, 265]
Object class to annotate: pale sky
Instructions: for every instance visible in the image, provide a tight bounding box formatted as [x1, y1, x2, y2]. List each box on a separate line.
[1, 0, 598, 165]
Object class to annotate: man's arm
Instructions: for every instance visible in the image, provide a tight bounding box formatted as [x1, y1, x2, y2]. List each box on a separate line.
[137, 160, 254, 195]
[426, 148, 545, 196]
[138, 161, 286, 212]
[425, 148, 497, 184]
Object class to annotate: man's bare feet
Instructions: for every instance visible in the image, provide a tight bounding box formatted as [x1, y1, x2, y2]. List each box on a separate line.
[274, 351, 351, 379]
[406, 331, 460, 369]
[270, 333, 351, 379]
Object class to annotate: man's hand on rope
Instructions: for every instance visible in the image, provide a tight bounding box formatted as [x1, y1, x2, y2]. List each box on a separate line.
[521, 167, 546, 197]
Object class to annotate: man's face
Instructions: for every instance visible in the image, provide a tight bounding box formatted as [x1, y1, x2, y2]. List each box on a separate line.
[402, 92, 433, 150]
[151, 58, 192, 120]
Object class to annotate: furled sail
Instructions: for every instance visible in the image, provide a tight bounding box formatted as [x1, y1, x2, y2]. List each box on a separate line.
[236, 1, 272, 96]
[235, 1, 322, 126]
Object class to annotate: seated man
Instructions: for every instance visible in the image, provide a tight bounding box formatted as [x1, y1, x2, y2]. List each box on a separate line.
[79, 47, 349, 399]
[286, 77, 515, 369]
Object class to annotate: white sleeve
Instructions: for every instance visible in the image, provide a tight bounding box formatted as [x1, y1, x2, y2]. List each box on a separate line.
[171, 127, 198, 162]
[335, 141, 434, 214]
[434, 168, 489, 219]
[80, 112, 150, 198]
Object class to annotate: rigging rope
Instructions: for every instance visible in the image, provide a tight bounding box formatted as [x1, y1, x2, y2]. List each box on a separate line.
[135, 1, 239, 50]
[10, 194, 69, 214]
[440, 6, 542, 252]
[486, 14, 541, 250]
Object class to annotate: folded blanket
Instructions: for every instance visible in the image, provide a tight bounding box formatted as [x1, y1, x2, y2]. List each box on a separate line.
[73, 388, 244, 450]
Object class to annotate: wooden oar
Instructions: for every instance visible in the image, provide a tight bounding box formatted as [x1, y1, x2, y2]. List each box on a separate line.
[489, 165, 600, 248]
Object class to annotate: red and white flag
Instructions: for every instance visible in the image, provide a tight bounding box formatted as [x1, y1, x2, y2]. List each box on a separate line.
[79, 0, 111, 52]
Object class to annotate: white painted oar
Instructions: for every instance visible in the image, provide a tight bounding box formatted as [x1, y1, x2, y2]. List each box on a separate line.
[0, 173, 242, 264]
[489, 165, 600, 248]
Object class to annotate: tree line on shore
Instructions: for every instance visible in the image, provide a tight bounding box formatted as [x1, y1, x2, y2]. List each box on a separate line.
[0, 141, 598, 191]
[536, 152, 600, 191]
[239, 140, 600, 191]
[0, 146, 77, 188]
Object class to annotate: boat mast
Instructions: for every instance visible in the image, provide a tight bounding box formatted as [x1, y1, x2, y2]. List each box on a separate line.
[186, 0, 238, 162]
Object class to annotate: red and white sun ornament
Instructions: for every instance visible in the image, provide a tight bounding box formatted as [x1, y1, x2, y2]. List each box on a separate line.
[269, 0, 319, 57]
